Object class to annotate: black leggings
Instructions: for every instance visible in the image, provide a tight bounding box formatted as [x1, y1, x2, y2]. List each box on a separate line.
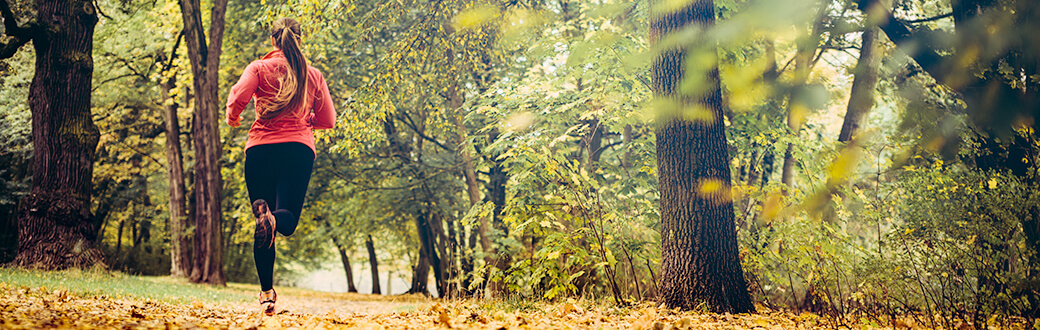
[245, 142, 314, 291]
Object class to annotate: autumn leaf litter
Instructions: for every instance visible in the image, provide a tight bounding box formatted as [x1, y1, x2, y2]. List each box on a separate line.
[1, 282, 886, 329]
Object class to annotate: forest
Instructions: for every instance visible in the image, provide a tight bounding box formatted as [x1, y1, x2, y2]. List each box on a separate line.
[1, 0, 1039, 327]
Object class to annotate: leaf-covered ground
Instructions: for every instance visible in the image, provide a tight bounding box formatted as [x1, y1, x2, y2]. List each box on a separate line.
[0, 269, 1017, 329]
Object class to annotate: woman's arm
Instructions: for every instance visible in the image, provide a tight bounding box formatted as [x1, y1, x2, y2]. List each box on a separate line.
[225, 62, 261, 127]
[309, 70, 336, 129]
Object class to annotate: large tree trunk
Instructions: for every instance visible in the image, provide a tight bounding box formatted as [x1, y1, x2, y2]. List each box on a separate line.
[365, 235, 381, 294]
[180, 0, 227, 285]
[650, 0, 754, 313]
[10, 0, 105, 269]
[161, 78, 192, 277]
[838, 26, 881, 142]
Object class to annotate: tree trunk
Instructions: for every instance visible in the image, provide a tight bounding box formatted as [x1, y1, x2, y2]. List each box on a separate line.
[180, 0, 227, 285]
[11, 0, 106, 269]
[365, 235, 381, 294]
[453, 114, 493, 264]
[583, 119, 604, 174]
[161, 78, 192, 278]
[428, 213, 451, 297]
[319, 216, 358, 292]
[409, 245, 431, 295]
[650, 0, 754, 313]
[622, 125, 634, 168]
[838, 26, 881, 142]
[334, 239, 358, 293]
[780, 16, 818, 189]
[486, 154, 511, 276]
[410, 212, 446, 296]
[450, 71, 494, 295]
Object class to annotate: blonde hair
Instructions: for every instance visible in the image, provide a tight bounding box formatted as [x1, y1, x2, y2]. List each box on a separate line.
[259, 18, 308, 120]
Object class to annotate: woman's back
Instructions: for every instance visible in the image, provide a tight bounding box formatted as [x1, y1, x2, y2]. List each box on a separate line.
[225, 49, 335, 154]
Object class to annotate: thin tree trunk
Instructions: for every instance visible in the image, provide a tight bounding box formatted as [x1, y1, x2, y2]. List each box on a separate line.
[838, 26, 881, 142]
[319, 215, 358, 292]
[583, 119, 603, 174]
[161, 78, 192, 278]
[485, 152, 511, 293]
[365, 235, 381, 294]
[650, 0, 754, 313]
[446, 212, 460, 297]
[780, 17, 818, 189]
[11, 0, 106, 269]
[116, 218, 125, 257]
[180, 0, 228, 285]
[335, 239, 358, 293]
[622, 125, 634, 168]
[450, 70, 494, 291]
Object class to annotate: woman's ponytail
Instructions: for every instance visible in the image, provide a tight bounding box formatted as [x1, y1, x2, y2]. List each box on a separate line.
[259, 18, 309, 120]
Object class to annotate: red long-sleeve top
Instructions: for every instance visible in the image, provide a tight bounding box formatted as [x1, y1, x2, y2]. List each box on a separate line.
[225, 50, 336, 156]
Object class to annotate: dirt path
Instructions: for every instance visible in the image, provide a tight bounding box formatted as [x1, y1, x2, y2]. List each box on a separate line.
[0, 282, 436, 329]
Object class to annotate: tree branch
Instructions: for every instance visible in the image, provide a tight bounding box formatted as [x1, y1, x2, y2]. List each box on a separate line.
[0, 0, 34, 59]
[92, 73, 140, 92]
[902, 12, 953, 24]
[397, 110, 453, 152]
[163, 30, 184, 72]
[856, 0, 949, 86]
[0, 0, 27, 37]
[0, 34, 31, 59]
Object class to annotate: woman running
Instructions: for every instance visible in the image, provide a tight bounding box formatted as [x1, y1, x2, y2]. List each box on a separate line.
[225, 17, 336, 316]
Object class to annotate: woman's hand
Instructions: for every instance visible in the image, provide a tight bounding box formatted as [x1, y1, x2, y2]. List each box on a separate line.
[227, 114, 242, 127]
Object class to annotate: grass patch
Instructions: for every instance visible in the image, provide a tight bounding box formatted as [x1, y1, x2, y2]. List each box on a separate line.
[0, 267, 254, 305]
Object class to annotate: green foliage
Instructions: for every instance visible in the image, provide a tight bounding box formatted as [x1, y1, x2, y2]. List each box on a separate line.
[0, 45, 34, 264]
[743, 151, 1040, 324]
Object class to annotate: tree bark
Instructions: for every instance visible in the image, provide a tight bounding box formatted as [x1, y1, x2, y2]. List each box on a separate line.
[780, 9, 825, 189]
[837, 26, 881, 142]
[780, 32, 813, 188]
[365, 235, 381, 294]
[408, 243, 431, 296]
[320, 216, 358, 293]
[650, 0, 754, 313]
[334, 238, 358, 293]
[448, 62, 494, 294]
[453, 114, 493, 264]
[9, 0, 106, 269]
[622, 125, 634, 168]
[161, 78, 192, 277]
[180, 0, 228, 285]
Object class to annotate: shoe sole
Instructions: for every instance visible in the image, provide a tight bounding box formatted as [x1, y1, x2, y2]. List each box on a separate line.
[252, 199, 276, 248]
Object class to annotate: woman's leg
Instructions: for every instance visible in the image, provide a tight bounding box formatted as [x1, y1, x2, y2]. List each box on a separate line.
[245, 144, 278, 291]
[272, 143, 314, 236]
